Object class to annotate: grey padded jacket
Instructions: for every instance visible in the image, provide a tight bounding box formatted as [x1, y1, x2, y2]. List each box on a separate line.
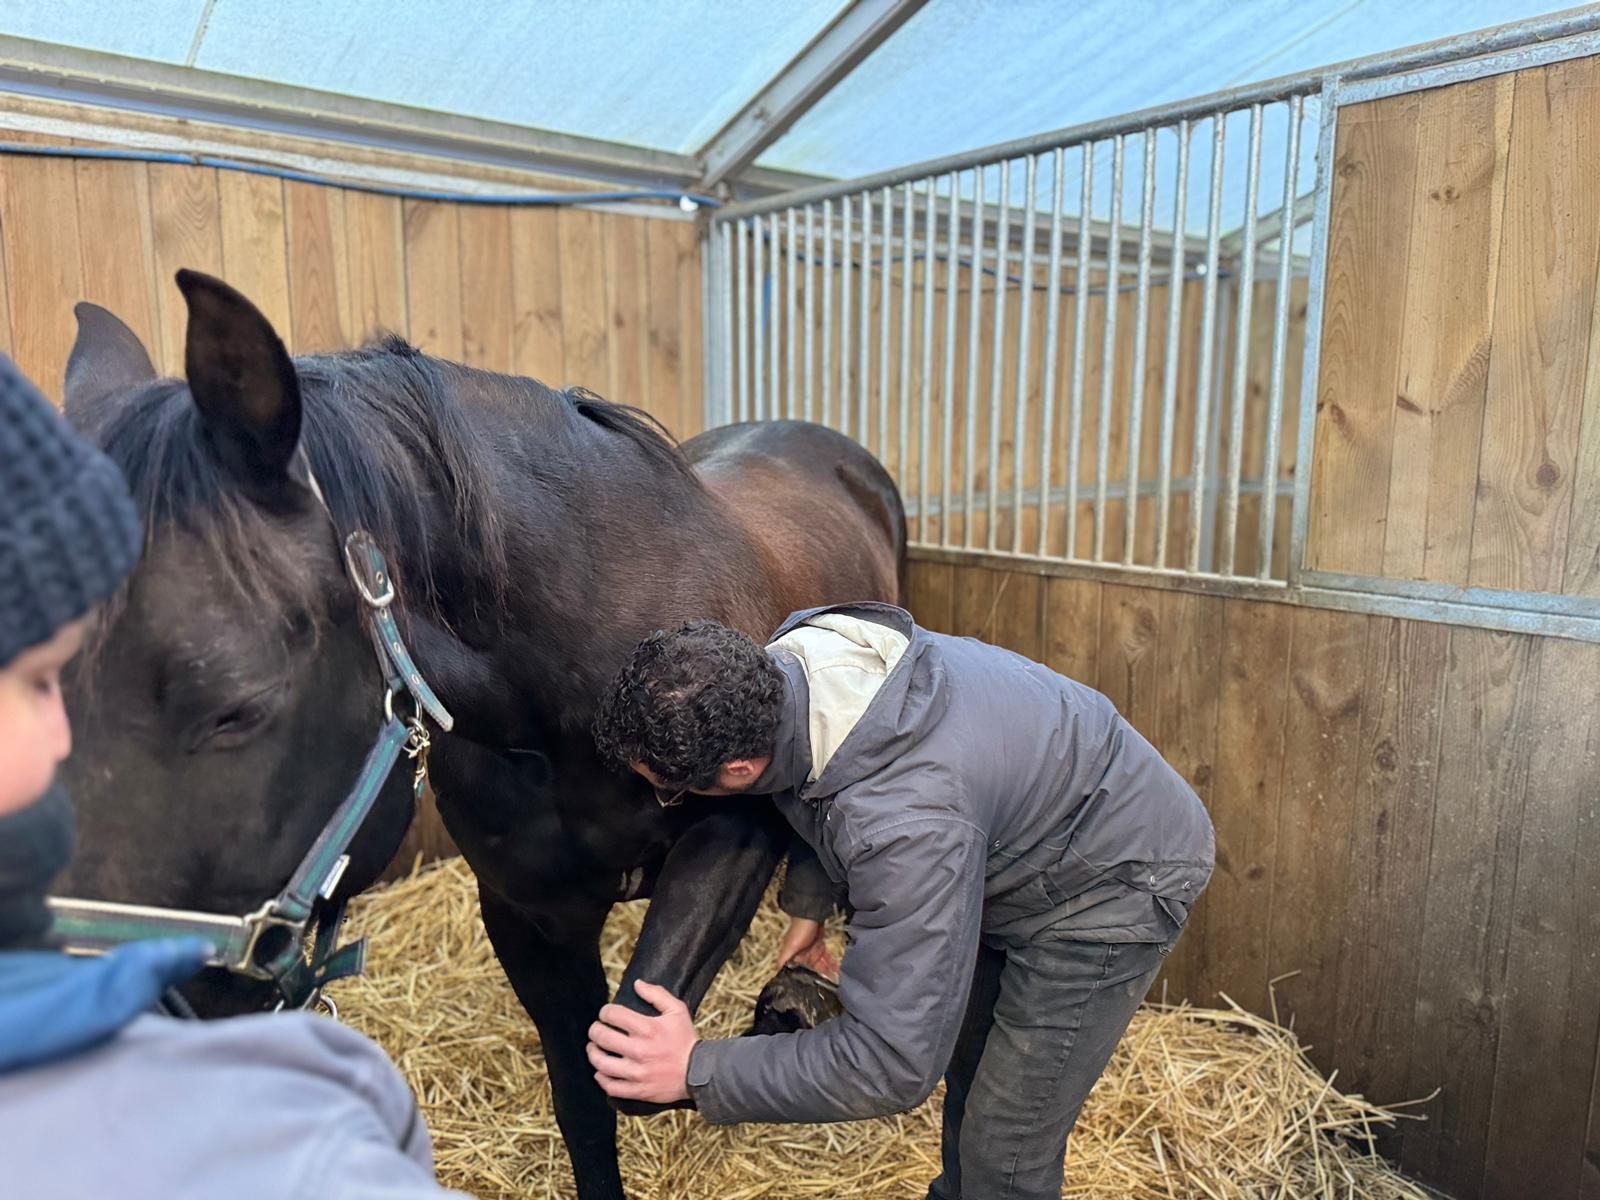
[687, 603, 1213, 1125]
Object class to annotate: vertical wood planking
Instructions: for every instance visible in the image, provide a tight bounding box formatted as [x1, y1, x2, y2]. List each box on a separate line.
[1401, 626, 1536, 1193]
[952, 564, 1000, 642]
[1096, 584, 1161, 738]
[1163, 279, 1207, 568]
[1266, 607, 1367, 1052]
[1587, 1067, 1600, 1200]
[402, 200, 463, 360]
[1334, 616, 1449, 1157]
[644, 218, 687, 437]
[217, 171, 291, 337]
[508, 208, 563, 384]
[1471, 58, 1600, 593]
[285, 182, 352, 354]
[903, 559, 955, 632]
[1383, 74, 1513, 584]
[990, 570, 1043, 660]
[1149, 590, 1224, 1000]
[147, 165, 223, 374]
[1306, 94, 1420, 574]
[556, 208, 607, 388]
[1199, 598, 1291, 1011]
[73, 160, 161, 360]
[0, 168, 14, 356]
[1041, 574, 1102, 685]
[1271, 278, 1308, 579]
[457, 206, 514, 372]
[1, 156, 86, 389]
[344, 190, 408, 342]
[912, 554, 1600, 1190]
[1482, 637, 1600, 1199]
[603, 214, 649, 407]
[1568, 247, 1600, 598]
[675, 220, 705, 439]
[1230, 279, 1279, 579]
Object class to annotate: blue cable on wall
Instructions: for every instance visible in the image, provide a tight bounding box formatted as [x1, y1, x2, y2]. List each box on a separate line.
[0, 139, 720, 210]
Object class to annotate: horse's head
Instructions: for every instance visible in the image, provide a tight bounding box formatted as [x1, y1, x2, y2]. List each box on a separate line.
[56, 272, 417, 992]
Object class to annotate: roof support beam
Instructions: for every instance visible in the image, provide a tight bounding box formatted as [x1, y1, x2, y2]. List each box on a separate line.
[1220, 188, 1317, 257]
[0, 34, 820, 198]
[695, 0, 928, 190]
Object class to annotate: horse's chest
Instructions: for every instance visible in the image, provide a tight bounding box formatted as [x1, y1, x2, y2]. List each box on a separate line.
[433, 751, 675, 909]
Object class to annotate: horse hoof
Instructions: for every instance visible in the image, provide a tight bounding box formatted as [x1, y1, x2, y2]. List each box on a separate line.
[745, 962, 844, 1037]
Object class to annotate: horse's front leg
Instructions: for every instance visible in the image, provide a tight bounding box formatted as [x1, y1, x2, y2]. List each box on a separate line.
[478, 886, 625, 1200]
[611, 801, 788, 1115]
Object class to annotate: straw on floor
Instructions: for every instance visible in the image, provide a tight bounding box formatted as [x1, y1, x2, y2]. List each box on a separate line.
[334, 857, 1431, 1200]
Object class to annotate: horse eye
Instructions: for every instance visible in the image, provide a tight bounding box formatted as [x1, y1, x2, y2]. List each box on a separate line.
[191, 688, 283, 752]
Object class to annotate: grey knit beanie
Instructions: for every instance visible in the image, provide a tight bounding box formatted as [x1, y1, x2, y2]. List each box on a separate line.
[0, 354, 142, 667]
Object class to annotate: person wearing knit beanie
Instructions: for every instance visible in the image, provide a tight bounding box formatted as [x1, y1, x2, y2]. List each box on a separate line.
[0, 351, 143, 941]
[0, 349, 473, 1200]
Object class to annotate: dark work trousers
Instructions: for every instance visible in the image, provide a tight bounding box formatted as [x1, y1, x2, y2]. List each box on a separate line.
[926, 928, 1180, 1200]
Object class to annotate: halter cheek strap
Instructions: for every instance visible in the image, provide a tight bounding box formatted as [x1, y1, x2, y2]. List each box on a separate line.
[46, 483, 453, 1011]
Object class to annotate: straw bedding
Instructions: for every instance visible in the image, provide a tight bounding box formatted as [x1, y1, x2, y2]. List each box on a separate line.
[334, 857, 1432, 1200]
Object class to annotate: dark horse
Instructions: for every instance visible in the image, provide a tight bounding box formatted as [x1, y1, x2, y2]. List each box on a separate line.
[57, 270, 903, 1199]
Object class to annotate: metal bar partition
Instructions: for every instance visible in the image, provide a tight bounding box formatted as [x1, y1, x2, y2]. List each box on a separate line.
[701, 16, 1600, 642]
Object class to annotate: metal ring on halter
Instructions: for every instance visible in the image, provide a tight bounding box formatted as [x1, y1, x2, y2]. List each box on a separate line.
[384, 685, 421, 725]
[274, 988, 339, 1018]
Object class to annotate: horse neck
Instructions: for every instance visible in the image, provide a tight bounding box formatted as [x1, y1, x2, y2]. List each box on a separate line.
[398, 399, 762, 739]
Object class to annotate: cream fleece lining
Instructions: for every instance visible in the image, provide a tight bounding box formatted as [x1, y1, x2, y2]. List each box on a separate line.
[770, 613, 909, 783]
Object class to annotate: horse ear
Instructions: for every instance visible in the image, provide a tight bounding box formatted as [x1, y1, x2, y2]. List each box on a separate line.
[64, 302, 157, 417]
[176, 269, 302, 496]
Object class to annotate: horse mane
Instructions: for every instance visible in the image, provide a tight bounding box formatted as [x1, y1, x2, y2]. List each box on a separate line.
[85, 334, 694, 637]
[564, 386, 695, 480]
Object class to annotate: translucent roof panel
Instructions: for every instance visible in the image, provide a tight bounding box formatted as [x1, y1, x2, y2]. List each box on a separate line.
[763, 0, 1572, 178]
[2, 0, 850, 154]
[0, 0, 1581, 183]
[1, 0, 208, 63]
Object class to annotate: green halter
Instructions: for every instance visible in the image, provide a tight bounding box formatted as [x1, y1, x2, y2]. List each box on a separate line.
[47, 513, 454, 1011]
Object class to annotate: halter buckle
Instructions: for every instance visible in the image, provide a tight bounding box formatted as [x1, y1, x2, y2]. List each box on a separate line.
[343, 530, 396, 609]
[232, 900, 309, 981]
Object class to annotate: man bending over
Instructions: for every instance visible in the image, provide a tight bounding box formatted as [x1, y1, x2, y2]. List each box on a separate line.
[587, 602, 1213, 1200]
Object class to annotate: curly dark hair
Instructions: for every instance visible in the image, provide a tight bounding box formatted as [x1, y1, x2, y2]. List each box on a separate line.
[592, 621, 785, 790]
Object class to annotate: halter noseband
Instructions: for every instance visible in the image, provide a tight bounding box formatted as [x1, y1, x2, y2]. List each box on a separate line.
[45, 472, 453, 1010]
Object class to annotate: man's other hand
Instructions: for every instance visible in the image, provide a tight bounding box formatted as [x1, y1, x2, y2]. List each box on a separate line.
[776, 916, 841, 977]
[588, 980, 697, 1104]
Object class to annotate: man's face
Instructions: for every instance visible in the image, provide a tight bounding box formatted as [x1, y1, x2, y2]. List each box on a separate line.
[0, 617, 88, 816]
[632, 758, 772, 802]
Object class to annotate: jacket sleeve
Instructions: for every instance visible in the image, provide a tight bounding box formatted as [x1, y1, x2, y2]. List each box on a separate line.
[777, 834, 842, 922]
[687, 815, 986, 1124]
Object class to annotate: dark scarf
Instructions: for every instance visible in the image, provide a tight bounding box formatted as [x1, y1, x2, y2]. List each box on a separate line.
[0, 785, 75, 949]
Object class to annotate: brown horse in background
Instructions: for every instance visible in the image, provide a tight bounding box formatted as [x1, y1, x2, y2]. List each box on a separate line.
[58, 270, 903, 1199]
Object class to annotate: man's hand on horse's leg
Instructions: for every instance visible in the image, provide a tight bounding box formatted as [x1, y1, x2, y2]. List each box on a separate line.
[588, 980, 697, 1104]
[776, 916, 841, 977]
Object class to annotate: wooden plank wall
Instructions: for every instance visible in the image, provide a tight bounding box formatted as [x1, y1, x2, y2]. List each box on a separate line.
[1309, 58, 1600, 595]
[0, 141, 704, 869]
[904, 553, 1600, 1200]
[0, 145, 705, 441]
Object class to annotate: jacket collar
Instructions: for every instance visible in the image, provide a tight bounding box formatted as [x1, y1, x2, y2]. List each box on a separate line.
[763, 602, 943, 798]
[768, 601, 915, 645]
[749, 651, 814, 796]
